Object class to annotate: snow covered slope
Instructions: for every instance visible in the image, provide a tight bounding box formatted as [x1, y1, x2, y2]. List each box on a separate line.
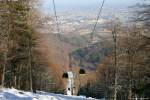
[0, 88, 97, 100]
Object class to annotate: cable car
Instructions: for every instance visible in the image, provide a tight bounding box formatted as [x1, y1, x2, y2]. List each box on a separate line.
[62, 71, 74, 79]
[62, 72, 68, 79]
[79, 68, 86, 74]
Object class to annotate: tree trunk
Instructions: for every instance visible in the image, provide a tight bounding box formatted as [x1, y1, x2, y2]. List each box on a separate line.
[18, 64, 23, 89]
[28, 39, 33, 92]
[1, 52, 7, 87]
[128, 89, 132, 100]
[1, 63, 6, 87]
[112, 26, 118, 100]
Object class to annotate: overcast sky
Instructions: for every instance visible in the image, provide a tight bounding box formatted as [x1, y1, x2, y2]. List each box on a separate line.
[41, 0, 143, 12]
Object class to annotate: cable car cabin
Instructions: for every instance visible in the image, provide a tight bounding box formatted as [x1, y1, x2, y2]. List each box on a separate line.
[62, 71, 74, 79]
[62, 72, 68, 79]
[79, 69, 86, 75]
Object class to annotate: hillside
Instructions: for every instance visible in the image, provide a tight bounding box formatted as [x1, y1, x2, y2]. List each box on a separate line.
[70, 42, 111, 70]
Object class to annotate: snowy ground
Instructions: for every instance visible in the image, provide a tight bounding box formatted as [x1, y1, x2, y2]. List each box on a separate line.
[0, 88, 97, 100]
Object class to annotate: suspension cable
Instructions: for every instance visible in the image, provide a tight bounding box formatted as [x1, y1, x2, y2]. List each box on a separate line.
[90, 0, 106, 44]
[52, 0, 66, 70]
[52, 0, 62, 39]
[52, 0, 106, 71]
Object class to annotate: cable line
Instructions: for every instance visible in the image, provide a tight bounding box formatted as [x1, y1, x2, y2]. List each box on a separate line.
[52, 0, 106, 72]
[52, 0, 63, 40]
[52, 0, 66, 71]
[90, 0, 106, 45]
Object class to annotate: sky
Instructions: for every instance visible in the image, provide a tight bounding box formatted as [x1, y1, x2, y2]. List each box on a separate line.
[41, 0, 143, 13]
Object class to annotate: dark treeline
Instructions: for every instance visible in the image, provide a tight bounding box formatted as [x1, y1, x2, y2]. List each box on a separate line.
[78, 1, 150, 100]
[0, 0, 63, 93]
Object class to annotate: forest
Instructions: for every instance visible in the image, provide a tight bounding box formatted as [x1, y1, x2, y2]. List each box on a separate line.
[0, 0, 150, 100]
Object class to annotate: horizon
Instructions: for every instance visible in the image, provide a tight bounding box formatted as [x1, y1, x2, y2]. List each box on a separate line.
[41, 0, 143, 13]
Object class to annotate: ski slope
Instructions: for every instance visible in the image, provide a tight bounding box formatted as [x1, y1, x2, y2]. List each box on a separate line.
[0, 88, 97, 100]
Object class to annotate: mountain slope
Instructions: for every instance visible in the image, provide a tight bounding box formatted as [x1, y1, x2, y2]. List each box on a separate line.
[70, 41, 111, 70]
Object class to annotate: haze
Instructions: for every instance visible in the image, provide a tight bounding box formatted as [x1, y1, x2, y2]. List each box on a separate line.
[41, 0, 143, 12]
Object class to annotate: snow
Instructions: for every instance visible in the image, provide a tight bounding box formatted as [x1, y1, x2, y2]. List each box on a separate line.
[0, 88, 97, 100]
